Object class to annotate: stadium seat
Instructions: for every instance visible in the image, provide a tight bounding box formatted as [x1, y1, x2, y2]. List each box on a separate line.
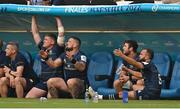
[160, 54, 180, 99]
[20, 50, 33, 65]
[87, 52, 113, 91]
[97, 58, 123, 96]
[152, 52, 171, 89]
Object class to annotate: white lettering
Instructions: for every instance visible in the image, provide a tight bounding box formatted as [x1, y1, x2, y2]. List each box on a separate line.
[17, 7, 50, 12]
[65, 7, 88, 13]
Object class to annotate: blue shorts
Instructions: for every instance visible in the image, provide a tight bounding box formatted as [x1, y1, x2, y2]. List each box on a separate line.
[136, 87, 161, 100]
[37, 72, 64, 91]
[34, 81, 48, 92]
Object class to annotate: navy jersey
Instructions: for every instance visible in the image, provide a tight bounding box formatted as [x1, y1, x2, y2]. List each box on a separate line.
[123, 55, 139, 71]
[122, 55, 140, 84]
[0, 50, 9, 68]
[59, 51, 87, 81]
[141, 61, 162, 89]
[8, 52, 33, 79]
[38, 41, 64, 81]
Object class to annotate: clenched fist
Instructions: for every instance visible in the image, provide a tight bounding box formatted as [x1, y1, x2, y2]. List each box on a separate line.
[39, 50, 49, 61]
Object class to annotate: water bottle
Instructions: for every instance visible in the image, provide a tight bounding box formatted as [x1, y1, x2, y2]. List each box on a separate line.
[84, 89, 89, 103]
[93, 92, 99, 103]
[122, 90, 128, 103]
[122, 81, 130, 103]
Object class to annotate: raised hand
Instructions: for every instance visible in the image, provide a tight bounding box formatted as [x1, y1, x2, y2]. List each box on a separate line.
[113, 49, 123, 57]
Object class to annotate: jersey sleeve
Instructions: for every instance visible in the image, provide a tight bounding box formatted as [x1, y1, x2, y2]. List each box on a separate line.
[141, 62, 151, 70]
[15, 56, 25, 67]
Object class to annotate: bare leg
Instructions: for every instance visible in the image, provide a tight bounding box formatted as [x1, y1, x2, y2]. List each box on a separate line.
[47, 77, 69, 98]
[14, 77, 26, 98]
[0, 77, 9, 97]
[67, 78, 85, 98]
[113, 79, 123, 93]
[25, 87, 47, 98]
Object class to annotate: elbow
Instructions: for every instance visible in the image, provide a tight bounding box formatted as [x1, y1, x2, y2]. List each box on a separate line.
[77, 64, 86, 72]
[78, 67, 86, 72]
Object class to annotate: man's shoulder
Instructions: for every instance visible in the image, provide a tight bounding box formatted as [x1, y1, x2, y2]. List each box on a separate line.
[0, 50, 6, 57]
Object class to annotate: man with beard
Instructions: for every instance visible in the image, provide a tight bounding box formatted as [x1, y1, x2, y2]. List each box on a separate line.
[43, 36, 87, 98]
[88, 40, 140, 100]
[114, 48, 162, 100]
[113, 40, 139, 94]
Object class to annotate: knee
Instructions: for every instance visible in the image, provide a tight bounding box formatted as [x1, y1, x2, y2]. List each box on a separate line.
[14, 77, 22, 85]
[67, 79, 77, 88]
[47, 78, 56, 87]
[0, 77, 8, 85]
[113, 80, 120, 88]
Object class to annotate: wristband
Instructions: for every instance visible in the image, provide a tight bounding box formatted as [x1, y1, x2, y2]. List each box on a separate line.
[58, 27, 64, 33]
[57, 36, 64, 45]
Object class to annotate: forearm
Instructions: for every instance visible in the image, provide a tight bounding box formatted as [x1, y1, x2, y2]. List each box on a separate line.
[9, 70, 22, 77]
[32, 16, 41, 45]
[46, 58, 61, 68]
[5, 71, 12, 78]
[56, 17, 64, 34]
[56, 17, 64, 46]
[121, 55, 143, 69]
[74, 62, 86, 72]
[127, 68, 142, 78]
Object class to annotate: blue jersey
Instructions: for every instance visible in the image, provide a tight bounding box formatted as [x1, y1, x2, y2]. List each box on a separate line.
[59, 51, 87, 81]
[141, 61, 162, 89]
[38, 41, 64, 81]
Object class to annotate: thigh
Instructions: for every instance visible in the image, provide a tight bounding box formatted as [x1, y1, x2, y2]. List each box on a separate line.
[67, 78, 85, 92]
[48, 77, 67, 88]
[26, 87, 47, 98]
[0, 77, 10, 86]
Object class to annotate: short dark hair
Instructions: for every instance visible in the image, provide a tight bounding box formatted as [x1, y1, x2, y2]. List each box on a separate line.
[124, 40, 138, 52]
[0, 39, 3, 49]
[144, 48, 154, 60]
[7, 42, 19, 51]
[69, 36, 81, 47]
[45, 33, 57, 43]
